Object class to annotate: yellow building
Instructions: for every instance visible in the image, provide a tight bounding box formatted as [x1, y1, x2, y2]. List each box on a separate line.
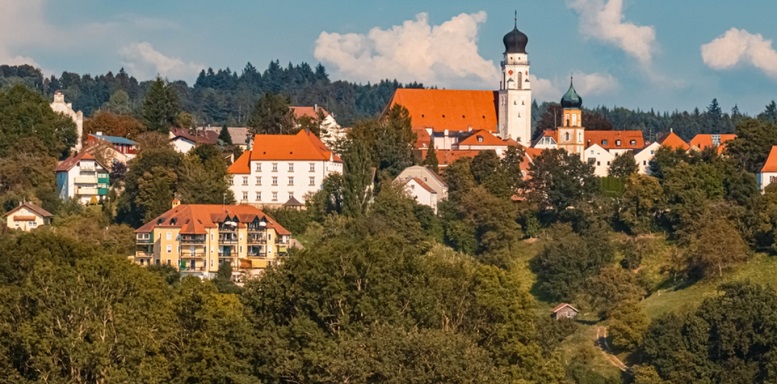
[132, 202, 291, 279]
[4, 202, 53, 231]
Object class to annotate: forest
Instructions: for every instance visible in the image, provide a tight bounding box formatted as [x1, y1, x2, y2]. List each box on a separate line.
[3, 63, 777, 382]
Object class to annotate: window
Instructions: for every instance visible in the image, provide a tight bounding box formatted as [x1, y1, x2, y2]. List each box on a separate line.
[229, 177, 234, 185]
[255, 176, 261, 186]
[309, 176, 315, 186]
[166, 232, 172, 240]
[615, 140, 622, 146]
[607, 161, 611, 165]
[602, 140, 608, 146]
[272, 176, 278, 186]
[288, 192, 294, 200]
[272, 192, 278, 201]
[288, 177, 294, 186]
[166, 259, 171, 265]
[309, 163, 315, 172]
[255, 192, 261, 201]
[565, 132, 570, 141]
[630, 140, 637, 146]
[28, 221, 36, 227]
[650, 150, 655, 155]
[597, 161, 601, 166]
[255, 163, 261, 172]
[477, 136, 484, 143]
[643, 161, 647, 165]
[288, 163, 294, 172]
[272, 163, 278, 172]
[242, 192, 248, 201]
[166, 245, 172, 253]
[242, 176, 248, 186]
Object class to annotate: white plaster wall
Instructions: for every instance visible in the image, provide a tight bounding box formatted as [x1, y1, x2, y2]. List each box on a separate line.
[230, 159, 342, 205]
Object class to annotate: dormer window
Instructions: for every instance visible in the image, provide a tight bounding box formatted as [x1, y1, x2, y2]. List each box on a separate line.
[615, 140, 622, 146]
[477, 136, 483, 143]
[630, 140, 636, 146]
[602, 140, 608, 146]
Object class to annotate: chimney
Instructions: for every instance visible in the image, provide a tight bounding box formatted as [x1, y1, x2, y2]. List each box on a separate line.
[314, 104, 318, 112]
[96, 131, 103, 136]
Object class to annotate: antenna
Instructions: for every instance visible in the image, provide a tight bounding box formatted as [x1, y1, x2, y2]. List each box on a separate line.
[514, 10, 517, 27]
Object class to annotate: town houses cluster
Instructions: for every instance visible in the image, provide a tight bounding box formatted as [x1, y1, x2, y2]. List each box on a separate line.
[8, 20, 776, 279]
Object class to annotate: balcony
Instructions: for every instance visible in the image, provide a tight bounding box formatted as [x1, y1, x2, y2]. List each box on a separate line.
[135, 250, 153, 258]
[74, 176, 98, 184]
[98, 176, 110, 184]
[180, 235, 206, 245]
[218, 234, 238, 244]
[180, 251, 206, 258]
[76, 187, 98, 195]
[180, 266, 206, 272]
[136, 236, 152, 244]
[278, 245, 288, 255]
[247, 234, 266, 244]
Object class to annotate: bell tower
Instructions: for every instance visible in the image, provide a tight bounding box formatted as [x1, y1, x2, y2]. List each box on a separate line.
[498, 13, 532, 147]
[557, 77, 585, 156]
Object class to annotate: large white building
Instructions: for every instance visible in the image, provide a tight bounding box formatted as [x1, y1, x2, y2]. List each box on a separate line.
[55, 152, 110, 204]
[50, 91, 83, 152]
[228, 130, 342, 206]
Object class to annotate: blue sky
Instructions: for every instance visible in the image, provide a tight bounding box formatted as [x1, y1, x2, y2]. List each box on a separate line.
[2, 1, 776, 115]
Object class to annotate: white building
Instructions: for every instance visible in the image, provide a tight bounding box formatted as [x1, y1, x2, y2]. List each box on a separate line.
[759, 146, 777, 192]
[169, 128, 219, 153]
[55, 152, 110, 204]
[228, 130, 342, 206]
[583, 143, 616, 177]
[50, 91, 83, 152]
[395, 165, 448, 214]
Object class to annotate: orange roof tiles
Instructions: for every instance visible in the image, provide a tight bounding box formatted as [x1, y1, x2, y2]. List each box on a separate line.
[228, 130, 339, 175]
[135, 204, 290, 236]
[584, 130, 645, 150]
[418, 149, 482, 166]
[228, 150, 251, 174]
[55, 151, 109, 172]
[657, 131, 690, 151]
[690, 134, 737, 154]
[414, 128, 432, 149]
[290, 106, 329, 120]
[388, 89, 498, 133]
[762, 146, 777, 172]
[459, 130, 508, 146]
[3, 202, 53, 218]
[409, 178, 436, 194]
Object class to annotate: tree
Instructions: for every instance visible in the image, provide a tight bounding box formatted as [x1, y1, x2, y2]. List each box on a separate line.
[423, 138, 439, 173]
[684, 215, 748, 278]
[218, 124, 232, 145]
[609, 151, 638, 178]
[348, 104, 416, 180]
[340, 138, 373, 218]
[442, 158, 475, 203]
[84, 111, 145, 138]
[247, 92, 293, 134]
[526, 149, 596, 215]
[102, 89, 133, 115]
[608, 300, 650, 351]
[618, 174, 664, 235]
[137, 166, 178, 222]
[176, 149, 235, 205]
[117, 147, 183, 226]
[142, 76, 180, 134]
[0, 84, 76, 158]
[759, 100, 777, 124]
[0, 138, 58, 212]
[726, 118, 777, 174]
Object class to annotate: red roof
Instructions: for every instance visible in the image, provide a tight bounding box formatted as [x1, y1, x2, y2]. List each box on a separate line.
[290, 106, 329, 120]
[135, 204, 290, 236]
[551, 303, 579, 313]
[228, 150, 251, 174]
[762, 146, 777, 172]
[417, 149, 482, 166]
[459, 130, 509, 146]
[657, 131, 690, 151]
[409, 177, 436, 193]
[414, 128, 432, 149]
[388, 89, 498, 133]
[584, 130, 645, 150]
[55, 151, 109, 172]
[690, 134, 736, 154]
[170, 128, 219, 145]
[3, 202, 53, 218]
[228, 131, 339, 174]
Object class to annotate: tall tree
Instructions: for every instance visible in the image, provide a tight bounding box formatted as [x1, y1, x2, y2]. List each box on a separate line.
[526, 149, 596, 215]
[142, 77, 180, 134]
[609, 151, 639, 179]
[218, 124, 232, 145]
[247, 92, 293, 134]
[423, 138, 439, 173]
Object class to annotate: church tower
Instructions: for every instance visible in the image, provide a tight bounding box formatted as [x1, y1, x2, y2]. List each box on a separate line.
[498, 15, 532, 146]
[556, 78, 585, 155]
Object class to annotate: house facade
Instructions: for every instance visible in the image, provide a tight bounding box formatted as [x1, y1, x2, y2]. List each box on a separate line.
[169, 128, 219, 153]
[85, 132, 139, 164]
[395, 165, 448, 213]
[132, 203, 291, 279]
[50, 91, 84, 152]
[4, 202, 53, 231]
[55, 152, 110, 204]
[759, 146, 777, 192]
[228, 130, 342, 206]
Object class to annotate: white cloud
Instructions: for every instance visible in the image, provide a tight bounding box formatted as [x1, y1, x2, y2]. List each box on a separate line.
[120, 42, 203, 80]
[701, 28, 777, 80]
[566, 0, 656, 65]
[314, 12, 499, 88]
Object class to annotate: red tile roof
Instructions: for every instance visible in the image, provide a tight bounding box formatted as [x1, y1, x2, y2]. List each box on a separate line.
[762, 146, 777, 172]
[228, 150, 251, 174]
[459, 130, 509, 146]
[657, 131, 690, 151]
[170, 128, 219, 145]
[228, 131, 339, 174]
[290, 106, 329, 120]
[409, 177, 436, 194]
[551, 303, 579, 313]
[135, 204, 290, 236]
[388, 89, 498, 133]
[690, 134, 737, 154]
[584, 130, 645, 150]
[417, 149, 482, 166]
[55, 151, 109, 172]
[414, 128, 432, 149]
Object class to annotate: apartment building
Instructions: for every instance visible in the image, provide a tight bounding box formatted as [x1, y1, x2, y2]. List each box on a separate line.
[55, 152, 110, 204]
[132, 202, 291, 279]
[228, 130, 342, 207]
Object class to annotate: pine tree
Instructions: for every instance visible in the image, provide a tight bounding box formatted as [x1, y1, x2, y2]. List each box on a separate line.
[218, 124, 232, 145]
[423, 138, 438, 173]
[142, 77, 180, 135]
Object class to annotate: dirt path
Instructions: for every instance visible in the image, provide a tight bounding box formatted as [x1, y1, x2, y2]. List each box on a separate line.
[595, 326, 630, 373]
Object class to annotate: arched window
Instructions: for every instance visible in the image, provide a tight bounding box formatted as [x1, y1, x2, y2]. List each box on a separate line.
[572, 114, 578, 126]
[565, 132, 570, 141]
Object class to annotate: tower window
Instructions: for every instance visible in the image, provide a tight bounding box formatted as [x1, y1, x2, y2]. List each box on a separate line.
[565, 132, 570, 141]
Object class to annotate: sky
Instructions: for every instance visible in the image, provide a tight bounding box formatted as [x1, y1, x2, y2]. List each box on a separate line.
[2, 1, 776, 115]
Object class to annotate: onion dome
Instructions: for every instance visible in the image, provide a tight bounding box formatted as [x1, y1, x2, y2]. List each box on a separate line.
[503, 24, 528, 54]
[560, 78, 583, 109]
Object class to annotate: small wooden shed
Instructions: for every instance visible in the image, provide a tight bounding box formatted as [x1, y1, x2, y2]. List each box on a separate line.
[551, 303, 579, 320]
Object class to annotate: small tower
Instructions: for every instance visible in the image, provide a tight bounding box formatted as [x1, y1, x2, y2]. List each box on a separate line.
[497, 13, 532, 146]
[557, 77, 585, 156]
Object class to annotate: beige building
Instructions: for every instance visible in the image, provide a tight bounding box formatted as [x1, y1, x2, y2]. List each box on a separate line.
[132, 202, 291, 279]
[4, 202, 53, 231]
[50, 91, 83, 152]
